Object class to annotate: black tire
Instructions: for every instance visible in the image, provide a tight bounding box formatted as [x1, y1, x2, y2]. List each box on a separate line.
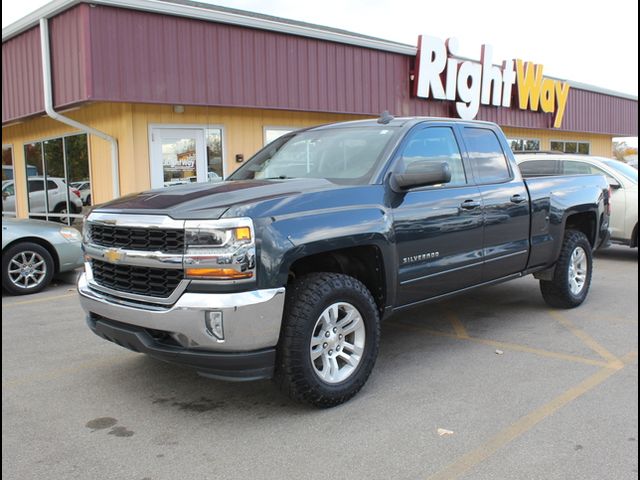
[540, 230, 593, 308]
[85, 194, 92, 206]
[2, 242, 55, 295]
[53, 202, 78, 223]
[274, 272, 380, 408]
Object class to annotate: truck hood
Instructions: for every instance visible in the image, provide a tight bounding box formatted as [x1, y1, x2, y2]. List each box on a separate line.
[94, 178, 341, 219]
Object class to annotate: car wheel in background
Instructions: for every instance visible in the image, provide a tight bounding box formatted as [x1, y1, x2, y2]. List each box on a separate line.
[2, 242, 55, 295]
[53, 203, 73, 224]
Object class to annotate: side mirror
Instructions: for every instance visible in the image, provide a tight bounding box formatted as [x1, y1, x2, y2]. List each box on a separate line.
[390, 160, 451, 192]
[2, 191, 8, 200]
[608, 179, 622, 190]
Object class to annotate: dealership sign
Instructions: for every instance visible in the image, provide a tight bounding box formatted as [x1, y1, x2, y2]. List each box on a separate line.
[414, 35, 570, 128]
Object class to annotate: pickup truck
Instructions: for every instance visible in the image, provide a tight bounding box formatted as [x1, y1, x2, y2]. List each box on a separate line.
[78, 117, 610, 407]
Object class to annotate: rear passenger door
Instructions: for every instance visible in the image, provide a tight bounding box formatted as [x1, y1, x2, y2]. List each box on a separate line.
[392, 124, 484, 306]
[459, 126, 531, 281]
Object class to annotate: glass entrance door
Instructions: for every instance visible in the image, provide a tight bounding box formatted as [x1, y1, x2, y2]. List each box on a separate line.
[150, 128, 206, 188]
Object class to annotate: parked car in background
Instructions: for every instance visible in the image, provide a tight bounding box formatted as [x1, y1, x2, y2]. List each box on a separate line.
[2, 217, 83, 295]
[517, 153, 638, 248]
[70, 181, 92, 205]
[2, 177, 83, 222]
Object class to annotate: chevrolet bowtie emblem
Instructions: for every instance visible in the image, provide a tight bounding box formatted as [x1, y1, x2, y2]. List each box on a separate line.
[104, 249, 124, 263]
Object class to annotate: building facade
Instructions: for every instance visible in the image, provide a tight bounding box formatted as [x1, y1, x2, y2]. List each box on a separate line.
[2, 0, 638, 223]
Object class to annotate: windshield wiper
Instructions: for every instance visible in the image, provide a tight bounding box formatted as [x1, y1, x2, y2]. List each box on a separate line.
[264, 175, 294, 180]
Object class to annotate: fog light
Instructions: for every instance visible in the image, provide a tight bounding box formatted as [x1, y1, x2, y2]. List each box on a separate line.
[205, 311, 224, 340]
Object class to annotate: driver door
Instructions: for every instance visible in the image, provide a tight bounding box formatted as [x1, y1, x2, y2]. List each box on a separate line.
[391, 124, 484, 307]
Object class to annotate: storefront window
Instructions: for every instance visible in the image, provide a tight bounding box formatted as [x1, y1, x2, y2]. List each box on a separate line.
[550, 140, 590, 154]
[264, 127, 295, 146]
[22, 133, 90, 225]
[2, 145, 16, 216]
[65, 135, 91, 206]
[206, 128, 224, 181]
[508, 138, 540, 152]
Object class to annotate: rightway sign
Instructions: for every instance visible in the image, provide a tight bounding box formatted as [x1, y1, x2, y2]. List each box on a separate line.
[413, 35, 570, 128]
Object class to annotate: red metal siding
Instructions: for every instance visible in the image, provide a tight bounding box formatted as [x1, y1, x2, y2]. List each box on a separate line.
[1, 4, 90, 124]
[2, 26, 44, 123]
[49, 4, 91, 108]
[2, 3, 637, 137]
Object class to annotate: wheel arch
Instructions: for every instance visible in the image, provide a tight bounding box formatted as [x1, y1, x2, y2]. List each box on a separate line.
[2, 237, 60, 273]
[286, 244, 389, 316]
[564, 211, 598, 247]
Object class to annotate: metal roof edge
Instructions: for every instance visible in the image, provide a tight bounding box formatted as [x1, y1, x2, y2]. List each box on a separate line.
[564, 81, 638, 101]
[2, 0, 638, 102]
[2, 0, 416, 54]
[2, 0, 79, 39]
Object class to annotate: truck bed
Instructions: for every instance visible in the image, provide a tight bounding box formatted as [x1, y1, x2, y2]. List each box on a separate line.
[524, 174, 609, 269]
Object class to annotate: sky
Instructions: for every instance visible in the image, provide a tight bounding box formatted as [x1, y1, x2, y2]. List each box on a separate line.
[2, 0, 638, 145]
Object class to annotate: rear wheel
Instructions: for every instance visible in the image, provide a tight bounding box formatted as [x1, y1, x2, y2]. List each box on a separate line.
[274, 273, 380, 408]
[2, 242, 55, 295]
[540, 230, 593, 308]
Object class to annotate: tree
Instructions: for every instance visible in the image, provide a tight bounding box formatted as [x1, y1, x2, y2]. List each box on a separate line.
[613, 141, 638, 161]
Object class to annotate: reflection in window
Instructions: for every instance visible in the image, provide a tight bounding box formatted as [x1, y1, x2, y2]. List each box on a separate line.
[518, 160, 560, 177]
[508, 138, 540, 152]
[22, 134, 89, 225]
[550, 140, 590, 154]
[462, 128, 511, 184]
[264, 127, 294, 146]
[230, 127, 397, 184]
[206, 128, 224, 181]
[24, 142, 46, 217]
[65, 135, 91, 206]
[402, 127, 467, 186]
[2, 145, 16, 216]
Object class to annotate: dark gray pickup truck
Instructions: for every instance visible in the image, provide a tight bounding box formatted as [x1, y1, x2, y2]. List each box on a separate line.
[78, 117, 610, 407]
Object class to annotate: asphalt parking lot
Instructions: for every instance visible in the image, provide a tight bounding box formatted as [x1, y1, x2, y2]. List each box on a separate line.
[2, 246, 638, 480]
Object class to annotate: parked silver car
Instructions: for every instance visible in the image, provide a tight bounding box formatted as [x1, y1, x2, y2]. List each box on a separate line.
[2, 218, 83, 295]
[517, 154, 638, 248]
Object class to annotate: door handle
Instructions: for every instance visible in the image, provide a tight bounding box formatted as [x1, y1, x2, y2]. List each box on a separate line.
[510, 194, 526, 204]
[460, 199, 481, 210]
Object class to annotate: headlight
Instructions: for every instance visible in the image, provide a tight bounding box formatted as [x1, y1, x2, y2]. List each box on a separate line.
[184, 218, 255, 281]
[60, 226, 82, 242]
[81, 216, 91, 243]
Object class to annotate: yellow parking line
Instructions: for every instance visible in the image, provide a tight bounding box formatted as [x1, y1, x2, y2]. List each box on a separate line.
[444, 308, 469, 339]
[548, 310, 623, 368]
[2, 292, 77, 308]
[621, 350, 638, 365]
[390, 322, 610, 368]
[426, 361, 626, 480]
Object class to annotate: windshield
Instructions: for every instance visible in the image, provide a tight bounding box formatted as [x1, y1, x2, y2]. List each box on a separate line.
[229, 126, 399, 184]
[602, 159, 638, 183]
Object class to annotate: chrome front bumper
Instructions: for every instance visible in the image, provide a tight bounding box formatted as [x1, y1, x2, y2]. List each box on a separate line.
[78, 273, 286, 352]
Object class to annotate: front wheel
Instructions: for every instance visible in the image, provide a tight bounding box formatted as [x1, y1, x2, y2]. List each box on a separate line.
[540, 230, 593, 308]
[274, 273, 380, 408]
[2, 242, 55, 295]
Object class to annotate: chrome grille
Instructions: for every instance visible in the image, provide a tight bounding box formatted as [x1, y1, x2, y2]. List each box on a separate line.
[89, 224, 184, 254]
[91, 259, 183, 298]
